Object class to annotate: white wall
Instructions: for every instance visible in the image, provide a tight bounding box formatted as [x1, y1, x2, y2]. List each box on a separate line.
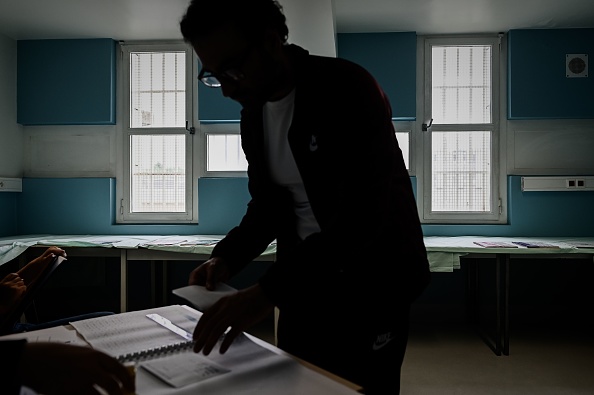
[0, 33, 23, 177]
[282, 0, 336, 57]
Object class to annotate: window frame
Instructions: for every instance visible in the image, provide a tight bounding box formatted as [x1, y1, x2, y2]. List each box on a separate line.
[116, 41, 199, 224]
[417, 35, 506, 224]
[199, 122, 248, 178]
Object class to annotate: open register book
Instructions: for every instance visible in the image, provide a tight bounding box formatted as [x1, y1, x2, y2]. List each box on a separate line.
[70, 305, 359, 395]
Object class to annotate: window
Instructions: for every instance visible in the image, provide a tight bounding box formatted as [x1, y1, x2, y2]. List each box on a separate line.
[419, 36, 503, 223]
[117, 42, 198, 223]
[395, 129, 411, 171]
[200, 123, 248, 177]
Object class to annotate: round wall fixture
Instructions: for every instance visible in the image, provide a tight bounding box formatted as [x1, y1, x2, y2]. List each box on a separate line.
[566, 54, 588, 78]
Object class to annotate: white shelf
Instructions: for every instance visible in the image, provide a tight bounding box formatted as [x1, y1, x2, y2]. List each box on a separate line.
[521, 176, 594, 192]
[0, 178, 22, 192]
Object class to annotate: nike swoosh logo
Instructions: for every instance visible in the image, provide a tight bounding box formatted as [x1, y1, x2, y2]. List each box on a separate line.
[373, 336, 393, 351]
[310, 135, 318, 152]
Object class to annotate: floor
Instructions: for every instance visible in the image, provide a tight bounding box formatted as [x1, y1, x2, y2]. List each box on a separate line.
[247, 314, 594, 395]
[400, 322, 594, 395]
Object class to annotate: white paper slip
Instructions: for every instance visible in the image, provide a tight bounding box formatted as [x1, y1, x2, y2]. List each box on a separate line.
[172, 283, 237, 311]
[146, 313, 194, 341]
[141, 351, 231, 388]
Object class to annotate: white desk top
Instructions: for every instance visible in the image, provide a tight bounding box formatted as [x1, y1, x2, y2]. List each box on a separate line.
[1, 305, 361, 395]
[1, 234, 593, 272]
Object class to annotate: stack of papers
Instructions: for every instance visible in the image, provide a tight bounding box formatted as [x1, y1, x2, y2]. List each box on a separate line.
[512, 241, 560, 248]
[473, 241, 518, 248]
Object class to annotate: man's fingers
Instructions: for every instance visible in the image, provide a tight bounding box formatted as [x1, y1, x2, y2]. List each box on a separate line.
[219, 326, 242, 354]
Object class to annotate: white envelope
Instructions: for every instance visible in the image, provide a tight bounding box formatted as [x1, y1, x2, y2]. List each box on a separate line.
[172, 283, 237, 311]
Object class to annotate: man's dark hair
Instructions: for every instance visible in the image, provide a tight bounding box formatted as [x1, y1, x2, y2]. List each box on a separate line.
[180, 0, 289, 44]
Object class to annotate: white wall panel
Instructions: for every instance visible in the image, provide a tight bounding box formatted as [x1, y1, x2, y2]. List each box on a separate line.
[507, 120, 594, 175]
[0, 33, 23, 178]
[24, 126, 116, 177]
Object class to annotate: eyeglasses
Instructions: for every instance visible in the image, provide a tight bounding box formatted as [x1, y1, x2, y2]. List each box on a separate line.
[198, 68, 244, 88]
[197, 45, 255, 88]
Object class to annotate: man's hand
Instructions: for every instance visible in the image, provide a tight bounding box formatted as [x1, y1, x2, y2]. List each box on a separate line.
[193, 284, 274, 355]
[19, 342, 135, 395]
[188, 257, 231, 290]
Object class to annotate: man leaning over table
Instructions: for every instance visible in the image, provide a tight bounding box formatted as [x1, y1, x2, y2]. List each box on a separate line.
[179, 0, 431, 393]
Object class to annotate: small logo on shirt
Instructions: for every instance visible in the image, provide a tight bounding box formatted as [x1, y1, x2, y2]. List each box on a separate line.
[309, 135, 318, 152]
[373, 331, 394, 351]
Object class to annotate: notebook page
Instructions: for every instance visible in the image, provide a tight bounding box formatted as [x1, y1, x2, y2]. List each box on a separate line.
[70, 305, 199, 357]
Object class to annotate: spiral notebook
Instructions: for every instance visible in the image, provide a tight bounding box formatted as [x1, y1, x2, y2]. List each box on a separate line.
[69, 305, 288, 390]
[70, 305, 199, 360]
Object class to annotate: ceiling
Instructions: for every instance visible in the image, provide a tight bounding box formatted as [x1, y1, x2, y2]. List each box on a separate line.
[1, 0, 594, 41]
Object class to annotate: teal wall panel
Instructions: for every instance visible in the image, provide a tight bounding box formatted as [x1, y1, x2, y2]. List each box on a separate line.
[505, 175, 594, 236]
[6, 176, 593, 238]
[337, 32, 416, 120]
[0, 193, 17, 237]
[17, 38, 116, 125]
[197, 177, 250, 233]
[508, 29, 594, 119]
[14, 178, 250, 236]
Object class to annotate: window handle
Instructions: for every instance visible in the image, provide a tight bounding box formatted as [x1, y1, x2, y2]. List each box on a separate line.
[186, 121, 195, 134]
[422, 118, 433, 132]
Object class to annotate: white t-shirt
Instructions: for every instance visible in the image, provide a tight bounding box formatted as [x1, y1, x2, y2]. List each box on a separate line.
[263, 89, 321, 240]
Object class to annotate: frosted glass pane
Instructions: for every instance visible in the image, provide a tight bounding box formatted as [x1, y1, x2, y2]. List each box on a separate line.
[130, 134, 186, 212]
[395, 132, 409, 170]
[432, 45, 491, 124]
[207, 134, 248, 171]
[431, 131, 491, 212]
[130, 51, 186, 128]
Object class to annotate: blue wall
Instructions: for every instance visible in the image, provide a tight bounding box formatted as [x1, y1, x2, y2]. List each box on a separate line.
[10, 178, 250, 236]
[0, 193, 18, 236]
[508, 29, 594, 119]
[1, 175, 592, 237]
[17, 39, 117, 125]
[2, 31, 593, 238]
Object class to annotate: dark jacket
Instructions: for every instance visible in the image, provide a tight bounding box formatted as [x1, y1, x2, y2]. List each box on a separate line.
[211, 44, 430, 312]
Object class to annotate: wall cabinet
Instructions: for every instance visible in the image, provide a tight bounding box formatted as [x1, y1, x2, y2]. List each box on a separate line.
[508, 29, 594, 119]
[17, 38, 116, 125]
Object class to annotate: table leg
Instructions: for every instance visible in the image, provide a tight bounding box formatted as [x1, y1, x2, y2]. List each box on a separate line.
[495, 256, 502, 356]
[503, 254, 510, 355]
[120, 250, 128, 313]
[162, 260, 169, 306]
[150, 260, 156, 306]
[496, 253, 510, 356]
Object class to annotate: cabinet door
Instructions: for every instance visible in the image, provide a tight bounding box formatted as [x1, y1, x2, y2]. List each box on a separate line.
[17, 38, 116, 125]
[508, 29, 594, 119]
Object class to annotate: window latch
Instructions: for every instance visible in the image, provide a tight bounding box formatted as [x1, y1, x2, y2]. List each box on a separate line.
[422, 118, 433, 132]
[186, 121, 195, 134]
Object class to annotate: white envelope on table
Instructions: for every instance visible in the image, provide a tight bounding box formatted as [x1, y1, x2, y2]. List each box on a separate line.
[172, 283, 237, 311]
